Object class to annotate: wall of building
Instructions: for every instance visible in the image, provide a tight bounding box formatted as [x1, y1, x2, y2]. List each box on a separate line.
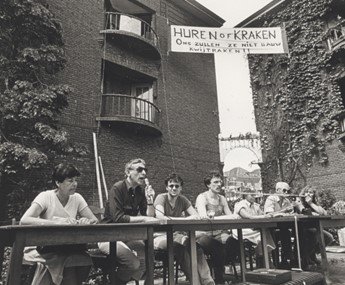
[45, 0, 221, 205]
[246, 0, 345, 200]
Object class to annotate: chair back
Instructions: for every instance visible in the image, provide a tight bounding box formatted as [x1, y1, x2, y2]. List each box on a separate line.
[89, 205, 105, 222]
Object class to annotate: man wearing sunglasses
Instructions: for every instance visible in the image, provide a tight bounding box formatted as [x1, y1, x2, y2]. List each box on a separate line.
[99, 158, 157, 284]
[154, 173, 215, 285]
[264, 181, 295, 268]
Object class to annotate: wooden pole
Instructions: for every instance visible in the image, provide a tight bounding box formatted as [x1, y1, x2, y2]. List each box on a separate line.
[93, 132, 104, 210]
[99, 156, 108, 201]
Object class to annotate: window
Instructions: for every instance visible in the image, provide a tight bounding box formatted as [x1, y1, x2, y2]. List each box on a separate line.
[131, 84, 154, 122]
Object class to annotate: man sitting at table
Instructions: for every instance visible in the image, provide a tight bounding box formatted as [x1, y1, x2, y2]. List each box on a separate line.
[98, 158, 157, 284]
[195, 170, 240, 284]
[154, 173, 215, 285]
[264, 182, 295, 268]
[233, 188, 276, 268]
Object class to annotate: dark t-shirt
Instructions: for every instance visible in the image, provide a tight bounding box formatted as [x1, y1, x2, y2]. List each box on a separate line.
[154, 193, 191, 217]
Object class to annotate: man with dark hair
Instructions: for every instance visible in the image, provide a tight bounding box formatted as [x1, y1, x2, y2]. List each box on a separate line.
[98, 158, 157, 284]
[154, 173, 215, 285]
[196, 170, 239, 284]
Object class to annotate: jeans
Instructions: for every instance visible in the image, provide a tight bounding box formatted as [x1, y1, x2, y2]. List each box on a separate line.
[98, 240, 144, 283]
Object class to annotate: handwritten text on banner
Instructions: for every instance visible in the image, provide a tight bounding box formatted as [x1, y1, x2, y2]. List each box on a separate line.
[170, 25, 288, 54]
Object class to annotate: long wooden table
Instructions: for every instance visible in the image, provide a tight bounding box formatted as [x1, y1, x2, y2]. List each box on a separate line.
[155, 218, 280, 284]
[0, 222, 159, 285]
[155, 215, 345, 285]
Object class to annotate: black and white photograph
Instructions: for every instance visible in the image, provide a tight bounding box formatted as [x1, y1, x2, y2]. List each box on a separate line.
[1, 0, 345, 284]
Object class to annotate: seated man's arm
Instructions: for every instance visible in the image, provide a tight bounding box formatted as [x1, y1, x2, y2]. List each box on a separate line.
[185, 205, 200, 220]
[264, 196, 275, 214]
[195, 194, 208, 218]
[239, 208, 269, 219]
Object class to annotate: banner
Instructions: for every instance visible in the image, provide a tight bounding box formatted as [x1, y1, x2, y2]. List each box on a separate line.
[170, 25, 288, 54]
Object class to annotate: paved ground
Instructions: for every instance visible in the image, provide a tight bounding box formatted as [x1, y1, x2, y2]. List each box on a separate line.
[326, 251, 345, 285]
[129, 250, 345, 285]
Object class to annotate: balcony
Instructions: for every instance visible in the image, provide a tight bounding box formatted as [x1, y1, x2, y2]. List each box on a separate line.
[96, 94, 162, 135]
[327, 21, 345, 51]
[100, 12, 161, 59]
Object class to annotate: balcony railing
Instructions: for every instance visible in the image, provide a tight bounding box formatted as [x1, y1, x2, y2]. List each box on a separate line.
[327, 21, 345, 50]
[102, 12, 158, 46]
[97, 94, 161, 134]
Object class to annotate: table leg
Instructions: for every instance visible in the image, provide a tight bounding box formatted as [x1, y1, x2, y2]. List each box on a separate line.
[167, 228, 174, 285]
[188, 230, 198, 285]
[0, 245, 4, 278]
[108, 241, 117, 284]
[7, 233, 25, 285]
[316, 221, 329, 274]
[145, 226, 154, 284]
[237, 229, 246, 282]
[293, 216, 302, 271]
[261, 228, 269, 268]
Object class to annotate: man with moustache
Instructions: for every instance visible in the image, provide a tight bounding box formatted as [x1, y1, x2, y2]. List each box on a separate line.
[99, 158, 157, 284]
[196, 171, 239, 284]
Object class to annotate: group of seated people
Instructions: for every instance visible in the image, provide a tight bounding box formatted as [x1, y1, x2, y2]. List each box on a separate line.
[19, 158, 333, 285]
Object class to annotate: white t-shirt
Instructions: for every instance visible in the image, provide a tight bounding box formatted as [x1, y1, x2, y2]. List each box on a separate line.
[33, 189, 88, 220]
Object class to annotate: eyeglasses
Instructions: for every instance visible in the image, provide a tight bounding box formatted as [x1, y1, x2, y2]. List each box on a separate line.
[168, 184, 180, 189]
[134, 167, 148, 173]
[282, 189, 290, 194]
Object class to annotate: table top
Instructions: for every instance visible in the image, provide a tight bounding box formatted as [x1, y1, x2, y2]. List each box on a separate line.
[0, 222, 162, 247]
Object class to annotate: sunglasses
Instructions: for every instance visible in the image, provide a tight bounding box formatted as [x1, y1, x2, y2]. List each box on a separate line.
[133, 167, 148, 173]
[168, 184, 181, 189]
[282, 189, 291, 194]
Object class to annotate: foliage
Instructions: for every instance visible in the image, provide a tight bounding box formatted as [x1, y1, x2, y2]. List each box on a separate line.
[329, 200, 345, 215]
[0, 0, 87, 219]
[248, 0, 345, 187]
[317, 188, 337, 210]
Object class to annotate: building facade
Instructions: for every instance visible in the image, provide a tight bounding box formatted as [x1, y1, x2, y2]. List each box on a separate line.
[238, 0, 345, 198]
[45, 0, 224, 204]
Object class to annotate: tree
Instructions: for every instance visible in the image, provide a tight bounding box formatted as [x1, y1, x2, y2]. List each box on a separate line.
[0, 0, 84, 220]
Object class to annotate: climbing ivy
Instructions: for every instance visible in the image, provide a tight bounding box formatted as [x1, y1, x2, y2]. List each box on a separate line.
[248, 0, 345, 188]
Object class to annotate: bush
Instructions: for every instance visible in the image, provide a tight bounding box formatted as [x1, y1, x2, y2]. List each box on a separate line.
[317, 188, 337, 212]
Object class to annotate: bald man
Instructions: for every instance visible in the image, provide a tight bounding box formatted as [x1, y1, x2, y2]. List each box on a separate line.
[264, 182, 295, 215]
[264, 182, 295, 268]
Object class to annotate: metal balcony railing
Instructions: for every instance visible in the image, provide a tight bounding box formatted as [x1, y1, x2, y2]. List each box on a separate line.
[100, 94, 160, 127]
[327, 21, 345, 50]
[103, 12, 158, 46]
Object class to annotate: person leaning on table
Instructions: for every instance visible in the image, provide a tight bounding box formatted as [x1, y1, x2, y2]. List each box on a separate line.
[233, 188, 276, 268]
[195, 170, 240, 285]
[98, 158, 157, 285]
[154, 173, 215, 285]
[263, 181, 296, 268]
[297, 185, 335, 270]
[20, 163, 98, 285]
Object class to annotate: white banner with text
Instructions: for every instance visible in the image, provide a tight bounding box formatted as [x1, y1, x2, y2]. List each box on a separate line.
[170, 25, 288, 54]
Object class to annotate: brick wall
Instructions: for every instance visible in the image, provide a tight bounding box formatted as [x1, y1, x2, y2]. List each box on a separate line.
[304, 142, 345, 200]
[45, 0, 221, 206]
